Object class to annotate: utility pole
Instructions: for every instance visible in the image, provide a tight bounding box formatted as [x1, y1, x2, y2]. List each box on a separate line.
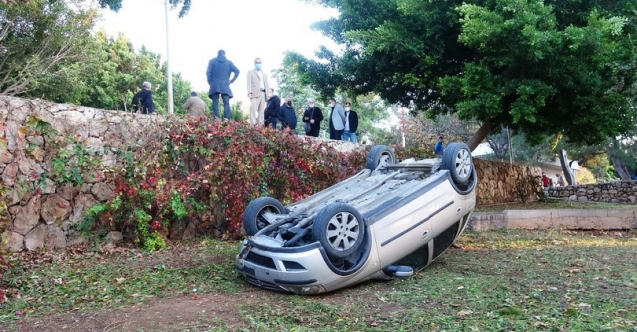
[164, 0, 174, 114]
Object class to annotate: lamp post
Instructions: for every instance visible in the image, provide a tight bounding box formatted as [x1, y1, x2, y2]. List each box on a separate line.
[164, 0, 174, 114]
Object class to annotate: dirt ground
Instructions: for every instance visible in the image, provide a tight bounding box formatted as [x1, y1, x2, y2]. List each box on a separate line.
[5, 291, 267, 332]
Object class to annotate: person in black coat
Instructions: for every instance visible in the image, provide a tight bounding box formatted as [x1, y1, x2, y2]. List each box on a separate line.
[131, 81, 156, 114]
[342, 101, 359, 143]
[302, 98, 323, 137]
[278, 96, 297, 133]
[264, 88, 280, 128]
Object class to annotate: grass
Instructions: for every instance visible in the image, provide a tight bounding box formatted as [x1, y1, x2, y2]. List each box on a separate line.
[1, 230, 636, 331]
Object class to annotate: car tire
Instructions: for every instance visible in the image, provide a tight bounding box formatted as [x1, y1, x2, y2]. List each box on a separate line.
[366, 145, 395, 170]
[313, 203, 365, 258]
[243, 197, 286, 236]
[441, 142, 473, 185]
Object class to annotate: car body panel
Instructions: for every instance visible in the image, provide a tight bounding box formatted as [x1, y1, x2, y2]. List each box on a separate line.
[236, 146, 477, 294]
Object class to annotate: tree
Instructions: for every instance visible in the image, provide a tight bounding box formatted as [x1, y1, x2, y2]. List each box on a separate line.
[287, 0, 637, 150]
[98, 0, 191, 17]
[0, 0, 97, 96]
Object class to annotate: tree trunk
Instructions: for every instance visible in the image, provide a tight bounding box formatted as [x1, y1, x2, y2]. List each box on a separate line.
[611, 157, 631, 180]
[467, 119, 492, 151]
[558, 149, 576, 185]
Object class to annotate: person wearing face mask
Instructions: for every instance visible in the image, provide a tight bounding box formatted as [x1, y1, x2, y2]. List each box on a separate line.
[264, 88, 280, 128]
[342, 101, 359, 143]
[278, 96, 298, 133]
[247, 57, 270, 125]
[302, 98, 323, 137]
[327, 97, 346, 140]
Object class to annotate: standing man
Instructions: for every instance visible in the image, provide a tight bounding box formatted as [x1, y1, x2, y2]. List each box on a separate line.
[206, 49, 240, 121]
[328, 97, 345, 140]
[183, 91, 207, 119]
[302, 98, 323, 137]
[131, 81, 156, 114]
[247, 57, 269, 125]
[342, 102, 358, 143]
[434, 136, 445, 157]
[264, 88, 280, 128]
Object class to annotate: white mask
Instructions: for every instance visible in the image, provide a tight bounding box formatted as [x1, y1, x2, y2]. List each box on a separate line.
[345, 107, 350, 111]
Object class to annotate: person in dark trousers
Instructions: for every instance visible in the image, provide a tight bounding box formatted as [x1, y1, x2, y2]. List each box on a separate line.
[434, 136, 444, 157]
[206, 49, 240, 121]
[278, 96, 297, 133]
[302, 98, 323, 137]
[342, 101, 358, 143]
[264, 88, 280, 128]
[131, 81, 156, 114]
[327, 97, 345, 140]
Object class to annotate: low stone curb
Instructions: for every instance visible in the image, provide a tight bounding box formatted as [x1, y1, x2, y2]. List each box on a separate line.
[468, 209, 637, 231]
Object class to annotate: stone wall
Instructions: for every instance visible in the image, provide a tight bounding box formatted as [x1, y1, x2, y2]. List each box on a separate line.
[1, 96, 163, 251]
[473, 158, 542, 205]
[4, 96, 632, 252]
[546, 181, 637, 204]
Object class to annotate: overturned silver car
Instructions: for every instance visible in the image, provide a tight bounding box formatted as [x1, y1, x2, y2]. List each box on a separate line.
[235, 143, 477, 294]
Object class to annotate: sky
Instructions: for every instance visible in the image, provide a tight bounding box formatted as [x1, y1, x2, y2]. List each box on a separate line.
[96, 0, 339, 104]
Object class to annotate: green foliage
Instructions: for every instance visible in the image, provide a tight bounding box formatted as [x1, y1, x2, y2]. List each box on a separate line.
[575, 166, 596, 185]
[98, 0, 192, 18]
[286, 0, 637, 147]
[0, 0, 97, 97]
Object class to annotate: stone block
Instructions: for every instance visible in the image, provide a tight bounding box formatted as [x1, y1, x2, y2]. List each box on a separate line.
[13, 195, 41, 235]
[41, 194, 71, 225]
[45, 225, 67, 249]
[91, 182, 114, 201]
[6, 231, 25, 252]
[25, 223, 47, 250]
[71, 193, 98, 223]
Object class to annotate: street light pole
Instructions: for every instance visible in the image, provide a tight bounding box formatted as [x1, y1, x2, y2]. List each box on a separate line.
[164, 0, 174, 114]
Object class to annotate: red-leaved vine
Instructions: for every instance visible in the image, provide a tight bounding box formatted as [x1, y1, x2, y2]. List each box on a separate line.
[83, 118, 366, 248]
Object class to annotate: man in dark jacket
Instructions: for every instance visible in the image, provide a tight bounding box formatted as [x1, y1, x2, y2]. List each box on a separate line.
[264, 88, 280, 128]
[131, 81, 156, 114]
[342, 101, 359, 143]
[206, 49, 240, 121]
[278, 96, 297, 133]
[302, 98, 323, 137]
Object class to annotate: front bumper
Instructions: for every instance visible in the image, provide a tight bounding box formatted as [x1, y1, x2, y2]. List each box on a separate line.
[235, 239, 337, 294]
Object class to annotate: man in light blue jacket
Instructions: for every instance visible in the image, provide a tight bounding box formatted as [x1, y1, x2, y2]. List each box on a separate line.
[328, 97, 346, 140]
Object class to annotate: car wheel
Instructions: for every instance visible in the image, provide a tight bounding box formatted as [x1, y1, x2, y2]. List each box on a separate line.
[441, 142, 472, 185]
[243, 197, 286, 236]
[313, 203, 365, 258]
[366, 145, 395, 170]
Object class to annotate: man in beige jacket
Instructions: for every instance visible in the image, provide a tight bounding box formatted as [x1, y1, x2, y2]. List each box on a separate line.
[183, 91, 208, 119]
[246, 57, 269, 125]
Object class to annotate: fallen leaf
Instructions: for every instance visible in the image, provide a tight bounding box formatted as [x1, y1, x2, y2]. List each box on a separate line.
[457, 310, 473, 318]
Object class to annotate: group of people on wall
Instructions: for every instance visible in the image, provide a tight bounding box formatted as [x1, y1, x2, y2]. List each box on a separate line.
[132, 49, 360, 143]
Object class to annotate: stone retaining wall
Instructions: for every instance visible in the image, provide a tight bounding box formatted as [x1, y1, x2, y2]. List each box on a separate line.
[1, 96, 163, 251]
[469, 209, 637, 231]
[546, 181, 637, 204]
[473, 158, 542, 205]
